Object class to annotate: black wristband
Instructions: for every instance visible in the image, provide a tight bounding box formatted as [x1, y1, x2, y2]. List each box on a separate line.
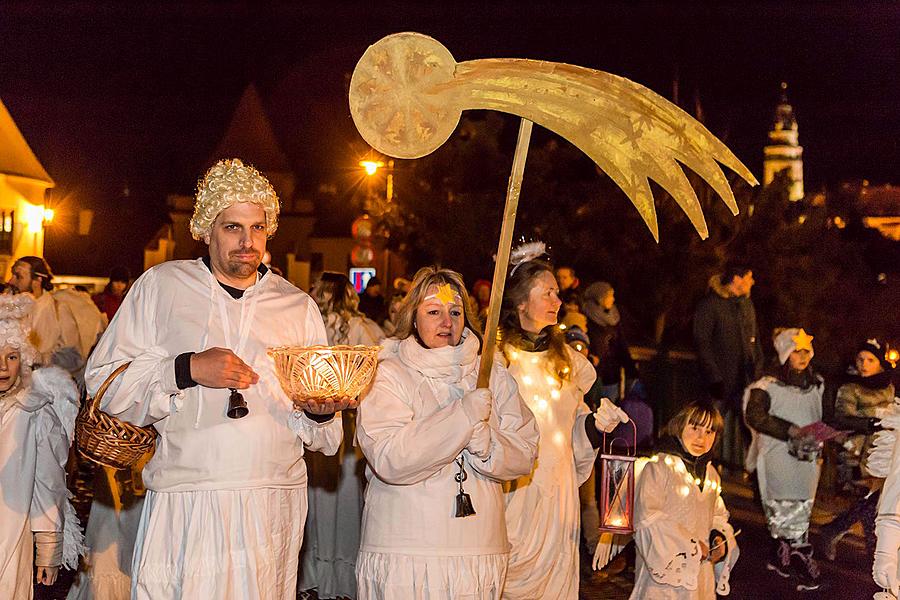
[303, 410, 336, 423]
[175, 352, 197, 390]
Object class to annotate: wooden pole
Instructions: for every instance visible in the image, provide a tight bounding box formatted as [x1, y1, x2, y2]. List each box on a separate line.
[477, 118, 533, 388]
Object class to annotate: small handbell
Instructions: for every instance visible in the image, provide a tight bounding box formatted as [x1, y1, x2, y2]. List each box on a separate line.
[454, 458, 476, 518]
[226, 388, 248, 419]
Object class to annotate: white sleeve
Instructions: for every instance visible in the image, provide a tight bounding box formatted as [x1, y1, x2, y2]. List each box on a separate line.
[30, 405, 70, 534]
[85, 269, 182, 427]
[571, 349, 600, 485]
[633, 460, 703, 591]
[357, 362, 474, 485]
[468, 360, 539, 481]
[289, 411, 344, 455]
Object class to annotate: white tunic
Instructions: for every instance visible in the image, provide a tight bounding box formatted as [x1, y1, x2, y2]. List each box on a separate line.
[747, 376, 823, 501]
[502, 346, 597, 600]
[356, 332, 539, 600]
[301, 314, 384, 598]
[30, 292, 81, 365]
[631, 455, 738, 599]
[85, 258, 343, 600]
[0, 367, 80, 600]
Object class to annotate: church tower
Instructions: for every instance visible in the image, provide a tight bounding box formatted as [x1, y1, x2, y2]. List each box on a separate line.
[763, 82, 804, 201]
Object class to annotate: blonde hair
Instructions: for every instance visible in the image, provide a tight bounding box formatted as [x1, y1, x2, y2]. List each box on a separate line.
[190, 158, 279, 241]
[393, 266, 482, 349]
[311, 273, 362, 343]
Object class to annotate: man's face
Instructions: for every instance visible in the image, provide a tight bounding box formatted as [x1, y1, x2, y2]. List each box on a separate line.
[556, 268, 576, 291]
[730, 271, 755, 297]
[7, 262, 34, 294]
[206, 203, 267, 285]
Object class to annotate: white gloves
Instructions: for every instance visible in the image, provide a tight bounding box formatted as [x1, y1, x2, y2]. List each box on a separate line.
[593, 532, 628, 570]
[467, 421, 492, 459]
[594, 397, 629, 433]
[874, 519, 900, 596]
[461, 388, 492, 425]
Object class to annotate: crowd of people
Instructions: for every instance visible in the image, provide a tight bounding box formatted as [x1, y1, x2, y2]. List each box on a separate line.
[1, 158, 896, 600]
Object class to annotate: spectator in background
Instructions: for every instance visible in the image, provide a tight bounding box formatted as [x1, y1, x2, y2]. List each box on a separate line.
[358, 275, 387, 325]
[556, 266, 580, 293]
[693, 263, 764, 469]
[381, 292, 405, 338]
[392, 276, 411, 295]
[471, 279, 492, 326]
[582, 281, 637, 404]
[6, 256, 81, 369]
[559, 288, 588, 332]
[92, 267, 130, 321]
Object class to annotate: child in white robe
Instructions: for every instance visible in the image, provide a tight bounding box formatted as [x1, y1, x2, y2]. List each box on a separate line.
[0, 294, 84, 599]
[631, 402, 739, 599]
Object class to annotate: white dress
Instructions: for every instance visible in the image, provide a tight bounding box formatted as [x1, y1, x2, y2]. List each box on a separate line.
[301, 314, 384, 598]
[356, 332, 539, 600]
[631, 454, 738, 599]
[0, 367, 82, 600]
[66, 459, 149, 600]
[85, 259, 344, 600]
[502, 346, 597, 600]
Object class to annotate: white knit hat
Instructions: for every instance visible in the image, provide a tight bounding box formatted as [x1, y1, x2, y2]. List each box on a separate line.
[773, 328, 814, 365]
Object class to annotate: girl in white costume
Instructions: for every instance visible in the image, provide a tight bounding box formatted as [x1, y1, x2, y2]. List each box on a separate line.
[356, 267, 540, 599]
[0, 294, 84, 599]
[499, 248, 629, 600]
[744, 328, 824, 591]
[301, 272, 384, 599]
[631, 403, 738, 599]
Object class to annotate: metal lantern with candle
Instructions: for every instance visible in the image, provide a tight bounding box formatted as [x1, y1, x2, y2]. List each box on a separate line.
[268, 344, 380, 405]
[598, 420, 638, 535]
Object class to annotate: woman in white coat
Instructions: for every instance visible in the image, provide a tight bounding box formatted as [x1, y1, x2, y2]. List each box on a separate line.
[301, 273, 384, 599]
[499, 249, 628, 600]
[356, 266, 540, 600]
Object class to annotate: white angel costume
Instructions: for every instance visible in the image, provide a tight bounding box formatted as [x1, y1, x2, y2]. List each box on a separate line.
[356, 331, 539, 599]
[0, 365, 84, 600]
[630, 451, 738, 599]
[870, 404, 900, 594]
[502, 345, 597, 600]
[300, 313, 384, 599]
[85, 259, 343, 600]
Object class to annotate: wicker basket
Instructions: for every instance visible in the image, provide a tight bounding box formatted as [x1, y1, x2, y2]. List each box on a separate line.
[75, 363, 157, 470]
[268, 345, 380, 401]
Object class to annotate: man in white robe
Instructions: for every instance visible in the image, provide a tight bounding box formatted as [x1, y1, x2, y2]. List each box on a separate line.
[85, 158, 349, 600]
[6, 256, 81, 368]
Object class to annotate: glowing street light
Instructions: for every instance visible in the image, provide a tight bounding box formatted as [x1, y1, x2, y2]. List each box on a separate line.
[359, 160, 385, 176]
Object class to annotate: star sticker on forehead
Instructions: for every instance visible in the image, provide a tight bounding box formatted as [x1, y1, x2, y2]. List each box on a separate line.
[434, 284, 459, 305]
[792, 329, 814, 352]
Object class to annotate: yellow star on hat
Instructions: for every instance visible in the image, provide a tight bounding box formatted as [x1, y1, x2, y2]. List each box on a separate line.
[792, 329, 814, 352]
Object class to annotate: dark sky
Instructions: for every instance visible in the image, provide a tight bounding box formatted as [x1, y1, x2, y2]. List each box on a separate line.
[1, 2, 898, 274]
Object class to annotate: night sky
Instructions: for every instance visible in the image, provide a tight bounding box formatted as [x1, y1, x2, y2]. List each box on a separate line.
[1, 2, 898, 275]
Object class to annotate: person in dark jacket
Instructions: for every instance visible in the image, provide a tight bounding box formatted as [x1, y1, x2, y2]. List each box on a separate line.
[582, 281, 637, 405]
[693, 263, 765, 469]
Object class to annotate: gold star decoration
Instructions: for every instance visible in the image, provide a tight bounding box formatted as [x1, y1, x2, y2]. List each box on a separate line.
[792, 329, 814, 352]
[433, 284, 459, 305]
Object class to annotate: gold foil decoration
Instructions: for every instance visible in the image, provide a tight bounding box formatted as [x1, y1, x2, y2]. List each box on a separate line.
[349, 32, 758, 241]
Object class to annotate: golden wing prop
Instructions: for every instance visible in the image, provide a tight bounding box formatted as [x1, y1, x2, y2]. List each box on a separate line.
[349, 32, 757, 241]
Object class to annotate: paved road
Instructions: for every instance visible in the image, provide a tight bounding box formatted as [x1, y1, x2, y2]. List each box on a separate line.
[581, 472, 882, 599]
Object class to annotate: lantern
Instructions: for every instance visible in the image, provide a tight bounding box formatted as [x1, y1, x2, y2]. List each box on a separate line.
[598, 420, 637, 534]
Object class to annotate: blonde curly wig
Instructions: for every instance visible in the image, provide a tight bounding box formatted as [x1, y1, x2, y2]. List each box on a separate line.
[190, 158, 280, 241]
[0, 294, 40, 367]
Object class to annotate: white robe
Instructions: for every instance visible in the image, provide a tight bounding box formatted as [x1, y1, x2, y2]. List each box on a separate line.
[356, 332, 539, 600]
[631, 455, 738, 599]
[30, 292, 82, 367]
[85, 258, 343, 600]
[0, 367, 81, 600]
[301, 314, 384, 598]
[502, 346, 597, 600]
